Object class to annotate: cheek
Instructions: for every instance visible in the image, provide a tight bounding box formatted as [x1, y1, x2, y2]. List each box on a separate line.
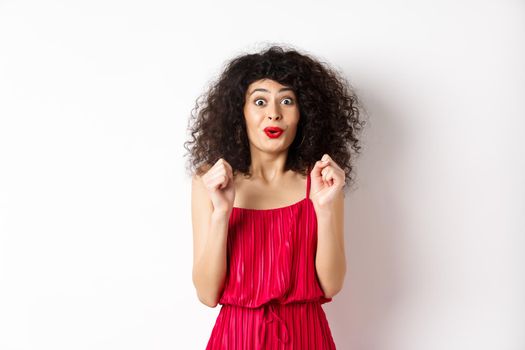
[243, 105, 256, 121]
[243, 114, 257, 130]
[243, 115, 260, 141]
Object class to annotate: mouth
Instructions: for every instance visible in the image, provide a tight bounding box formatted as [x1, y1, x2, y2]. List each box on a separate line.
[264, 127, 284, 139]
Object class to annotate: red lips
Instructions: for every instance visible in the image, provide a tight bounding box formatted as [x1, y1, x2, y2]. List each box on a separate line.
[264, 126, 284, 138]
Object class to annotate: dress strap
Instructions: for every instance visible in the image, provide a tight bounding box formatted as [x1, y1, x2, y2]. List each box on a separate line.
[306, 165, 311, 199]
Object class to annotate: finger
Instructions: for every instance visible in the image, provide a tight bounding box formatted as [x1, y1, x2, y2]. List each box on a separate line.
[224, 160, 234, 180]
[205, 159, 221, 178]
[206, 166, 229, 189]
[313, 159, 330, 172]
[320, 156, 345, 175]
[209, 159, 230, 179]
[321, 154, 332, 163]
[323, 167, 343, 187]
[321, 167, 330, 183]
[325, 168, 335, 184]
[312, 161, 330, 183]
[311, 162, 326, 181]
[317, 154, 332, 168]
[219, 159, 234, 180]
[211, 173, 228, 190]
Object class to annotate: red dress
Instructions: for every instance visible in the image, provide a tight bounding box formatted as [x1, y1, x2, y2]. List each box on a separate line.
[205, 167, 337, 349]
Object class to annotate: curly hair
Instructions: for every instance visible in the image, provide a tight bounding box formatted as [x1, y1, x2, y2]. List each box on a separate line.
[183, 43, 367, 191]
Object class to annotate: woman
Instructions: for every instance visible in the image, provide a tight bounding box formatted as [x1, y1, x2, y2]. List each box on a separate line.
[184, 44, 365, 349]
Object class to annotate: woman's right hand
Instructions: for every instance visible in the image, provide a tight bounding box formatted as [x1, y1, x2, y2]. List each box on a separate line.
[201, 158, 235, 214]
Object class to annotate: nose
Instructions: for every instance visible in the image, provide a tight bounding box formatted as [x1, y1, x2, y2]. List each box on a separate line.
[267, 111, 282, 120]
[267, 100, 282, 120]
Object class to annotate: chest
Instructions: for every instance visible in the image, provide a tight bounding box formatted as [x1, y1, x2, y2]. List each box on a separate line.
[226, 199, 319, 264]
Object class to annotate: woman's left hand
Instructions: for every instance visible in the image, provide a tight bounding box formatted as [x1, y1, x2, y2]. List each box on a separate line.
[310, 154, 345, 210]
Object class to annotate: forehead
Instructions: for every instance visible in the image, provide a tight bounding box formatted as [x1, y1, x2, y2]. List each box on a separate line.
[246, 79, 295, 96]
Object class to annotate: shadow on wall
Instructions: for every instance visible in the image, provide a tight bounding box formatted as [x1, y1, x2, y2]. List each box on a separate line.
[325, 88, 414, 350]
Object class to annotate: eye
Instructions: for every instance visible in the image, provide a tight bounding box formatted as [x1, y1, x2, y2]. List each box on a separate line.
[282, 97, 294, 105]
[254, 99, 265, 106]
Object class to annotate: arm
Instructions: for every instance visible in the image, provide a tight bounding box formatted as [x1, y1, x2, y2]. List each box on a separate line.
[313, 189, 346, 299]
[191, 172, 230, 308]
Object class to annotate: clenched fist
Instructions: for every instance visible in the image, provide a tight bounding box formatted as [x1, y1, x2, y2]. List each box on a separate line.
[200, 158, 236, 213]
[310, 153, 345, 210]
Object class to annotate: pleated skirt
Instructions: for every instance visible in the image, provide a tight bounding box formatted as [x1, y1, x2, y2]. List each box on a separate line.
[205, 301, 337, 350]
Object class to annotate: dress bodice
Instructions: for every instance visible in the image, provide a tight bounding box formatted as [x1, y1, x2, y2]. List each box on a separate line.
[218, 167, 333, 307]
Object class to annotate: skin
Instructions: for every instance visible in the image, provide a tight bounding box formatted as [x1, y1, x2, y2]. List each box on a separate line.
[191, 78, 346, 307]
[241, 78, 301, 186]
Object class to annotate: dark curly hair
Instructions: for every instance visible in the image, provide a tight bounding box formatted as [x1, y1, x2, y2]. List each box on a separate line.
[183, 43, 367, 192]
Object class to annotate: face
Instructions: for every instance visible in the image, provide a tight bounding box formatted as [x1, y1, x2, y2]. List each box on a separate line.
[243, 79, 300, 153]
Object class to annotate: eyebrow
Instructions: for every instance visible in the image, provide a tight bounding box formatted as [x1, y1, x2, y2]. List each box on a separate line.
[248, 87, 295, 96]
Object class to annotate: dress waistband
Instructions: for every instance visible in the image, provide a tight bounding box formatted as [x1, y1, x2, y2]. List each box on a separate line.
[220, 300, 323, 349]
[258, 302, 289, 349]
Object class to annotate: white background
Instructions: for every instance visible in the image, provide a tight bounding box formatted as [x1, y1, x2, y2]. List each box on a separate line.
[1, 1, 524, 349]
